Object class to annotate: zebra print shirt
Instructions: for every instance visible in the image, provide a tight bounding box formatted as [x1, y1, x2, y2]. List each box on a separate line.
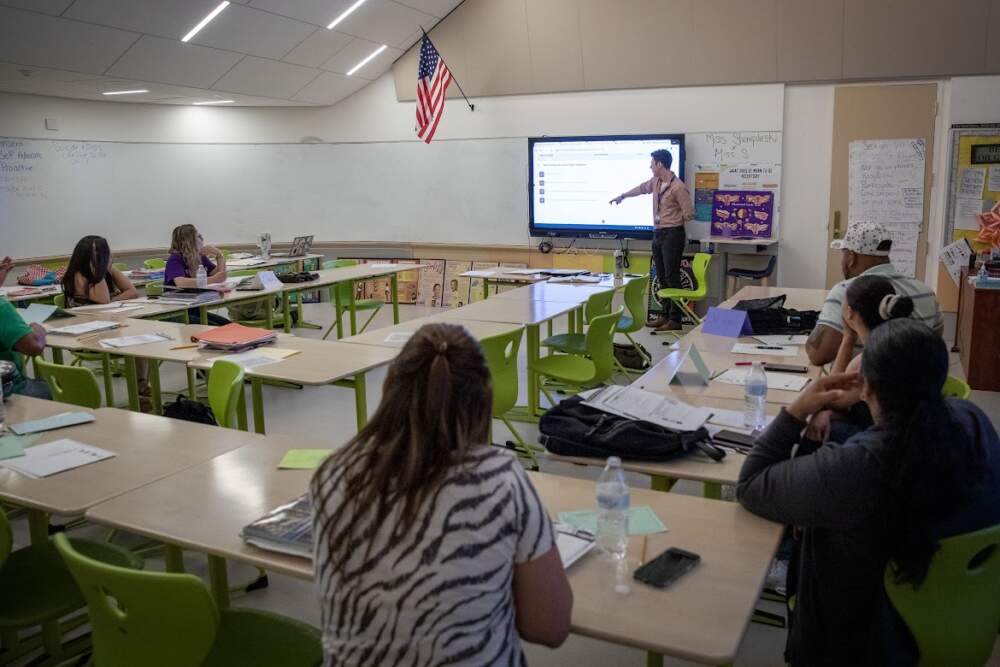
[311, 447, 555, 667]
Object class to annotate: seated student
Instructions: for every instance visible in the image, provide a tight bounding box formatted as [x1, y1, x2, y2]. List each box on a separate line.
[805, 222, 943, 367]
[807, 275, 913, 441]
[738, 319, 1000, 665]
[164, 224, 230, 326]
[0, 298, 50, 399]
[61, 235, 150, 409]
[311, 323, 572, 664]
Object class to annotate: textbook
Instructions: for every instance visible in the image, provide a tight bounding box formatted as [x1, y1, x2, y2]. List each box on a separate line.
[241, 494, 313, 559]
[192, 323, 278, 351]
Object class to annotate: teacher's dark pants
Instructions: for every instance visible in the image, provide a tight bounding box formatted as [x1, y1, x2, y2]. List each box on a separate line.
[651, 226, 686, 322]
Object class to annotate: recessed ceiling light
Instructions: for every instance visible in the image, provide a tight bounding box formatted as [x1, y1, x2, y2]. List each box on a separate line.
[102, 89, 149, 96]
[327, 0, 368, 30]
[347, 45, 387, 76]
[192, 99, 235, 105]
[182, 1, 230, 42]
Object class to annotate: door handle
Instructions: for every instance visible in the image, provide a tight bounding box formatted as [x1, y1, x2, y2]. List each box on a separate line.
[832, 211, 842, 239]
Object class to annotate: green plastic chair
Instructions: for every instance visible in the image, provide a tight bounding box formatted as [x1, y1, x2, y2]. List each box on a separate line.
[145, 281, 164, 297]
[143, 258, 166, 270]
[532, 307, 623, 404]
[224, 270, 286, 330]
[656, 252, 712, 326]
[207, 360, 245, 429]
[1, 510, 143, 665]
[53, 533, 322, 667]
[322, 259, 384, 339]
[480, 328, 538, 469]
[617, 275, 651, 357]
[884, 523, 1000, 667]
[942, 375, 972, 400]
[541, 289, 615, 355]
[112, 262, 128, 271]
[35, 357, 103, 409]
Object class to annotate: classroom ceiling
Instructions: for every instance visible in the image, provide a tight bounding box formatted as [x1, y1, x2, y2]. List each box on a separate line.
[0, 0, 461, 107]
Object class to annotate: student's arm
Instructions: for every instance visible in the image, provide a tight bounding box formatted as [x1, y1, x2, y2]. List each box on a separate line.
[202, 246, 226, 277]
[830, 326, 857, 374]
[107, 267, 138, 301]
[0, 300, 45, 357]
[15, 323, 47, 357]
[171, 276, 198, 288]
[807, 284, 848, 366]
[513, 546, 573, 647]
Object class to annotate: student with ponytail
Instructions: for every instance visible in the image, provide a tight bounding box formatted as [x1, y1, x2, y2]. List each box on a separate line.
[311, 323, 572, 666]
[738, 319, 1000, 665]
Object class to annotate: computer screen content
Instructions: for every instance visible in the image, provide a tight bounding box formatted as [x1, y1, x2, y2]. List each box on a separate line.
[529, 134, 685, 238]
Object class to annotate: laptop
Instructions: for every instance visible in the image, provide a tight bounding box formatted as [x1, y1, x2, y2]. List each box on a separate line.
[273, 235, 314, 258]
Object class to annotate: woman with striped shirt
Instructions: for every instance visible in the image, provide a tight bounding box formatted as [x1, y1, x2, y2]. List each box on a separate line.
[311, 323, 572, 666]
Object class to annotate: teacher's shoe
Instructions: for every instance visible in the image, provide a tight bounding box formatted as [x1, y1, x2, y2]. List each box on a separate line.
[655, 319, 683, 332]
[646, 315, 668, 328]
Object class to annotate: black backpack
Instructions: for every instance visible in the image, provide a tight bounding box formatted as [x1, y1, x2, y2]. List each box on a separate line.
[733, 295, 819, 335]
[538, 395, 724, 462]
[612, 342, 651, 371]
[162, 396, 218, 426]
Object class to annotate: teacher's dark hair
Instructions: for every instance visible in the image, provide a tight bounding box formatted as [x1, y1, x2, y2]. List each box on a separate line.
[862, 319, 988, 586]
[650, 149, 673, 170]
[846, 275, 914, 331]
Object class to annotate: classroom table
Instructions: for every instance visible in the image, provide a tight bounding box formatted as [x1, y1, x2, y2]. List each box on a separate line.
[0, 284, 62, 304]
[222, 253, 323, 271]
[439, 298, 582, 420]
[340, 313, 524, 350]
[491, 280, 617, 303]
[462, 268, 550, 300]
[84, 445, 783, 665]
[187, 336, 397, 433]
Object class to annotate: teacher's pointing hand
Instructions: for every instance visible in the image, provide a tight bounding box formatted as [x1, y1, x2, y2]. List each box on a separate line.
[609, 195, 625, 205]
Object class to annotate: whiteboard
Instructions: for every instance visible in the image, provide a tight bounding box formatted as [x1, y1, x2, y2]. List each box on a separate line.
[0, 132, 780, 257]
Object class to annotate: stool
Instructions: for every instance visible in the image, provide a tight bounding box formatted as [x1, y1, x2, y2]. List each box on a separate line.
[726, 255, 777, 297]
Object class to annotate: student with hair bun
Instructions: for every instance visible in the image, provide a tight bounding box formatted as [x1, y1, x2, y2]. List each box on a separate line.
[311, 323, 572, 666]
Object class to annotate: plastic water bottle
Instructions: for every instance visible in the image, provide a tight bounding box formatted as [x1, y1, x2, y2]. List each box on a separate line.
[195, 265, 208, 288]
[744, 362, 768, 431]
[596, 457, 630, 560]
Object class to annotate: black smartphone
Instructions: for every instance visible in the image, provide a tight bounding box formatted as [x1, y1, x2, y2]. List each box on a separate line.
[633, 547, 700, 588]
[712, 429, 756, 448]
[763, 362, 809, 374]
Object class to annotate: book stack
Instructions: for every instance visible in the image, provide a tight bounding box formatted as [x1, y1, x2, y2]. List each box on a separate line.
[157, 288, 222, 306]
[241, 494, 313, 559]
[192, 322, 278, 352]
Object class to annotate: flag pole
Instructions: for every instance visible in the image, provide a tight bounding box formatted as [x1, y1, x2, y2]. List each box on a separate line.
[421, 28, 474, 112]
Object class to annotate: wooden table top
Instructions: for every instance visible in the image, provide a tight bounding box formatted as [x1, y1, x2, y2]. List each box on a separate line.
[0, 396, 262, 516]
[84, 450, 781, 663]
[443, 298, 580, 326]
[45, 315, 215, 359]
[342, 315, 523, 350]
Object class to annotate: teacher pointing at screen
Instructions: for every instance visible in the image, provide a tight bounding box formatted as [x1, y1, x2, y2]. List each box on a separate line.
[610, 149, 694, 332]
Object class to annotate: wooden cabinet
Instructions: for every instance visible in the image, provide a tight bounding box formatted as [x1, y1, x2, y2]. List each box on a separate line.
[956, 269, 1000, 391]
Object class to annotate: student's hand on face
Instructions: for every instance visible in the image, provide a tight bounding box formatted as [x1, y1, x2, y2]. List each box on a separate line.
[804, 409, 833, 442]
[202, 245, 221, 257]
[825, 383, 863, 412]
[0, 256, 13, 283]
[787, 372, 861, 422]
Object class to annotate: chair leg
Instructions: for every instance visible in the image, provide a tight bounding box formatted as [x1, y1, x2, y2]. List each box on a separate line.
[500, 416, 540, 469]
[358, 308, 380, 335]
[614, 359, 634, 381]
[624, 332, 651, 364]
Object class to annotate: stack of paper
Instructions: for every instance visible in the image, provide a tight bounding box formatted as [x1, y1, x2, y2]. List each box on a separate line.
[98, 333, 173, 349]
[241, 494, 313, 559]
[227, 258, 268, 267]
[157, 289, 222, 305]
[48, 320, 120, 336]
[1, 439, 115, 478]
[583, 384, 712, 432]
[212, 348, 298, 369]
[714, 368, 810, 392]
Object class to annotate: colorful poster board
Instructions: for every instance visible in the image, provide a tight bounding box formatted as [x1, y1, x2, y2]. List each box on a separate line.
[710, 190, 774, 238]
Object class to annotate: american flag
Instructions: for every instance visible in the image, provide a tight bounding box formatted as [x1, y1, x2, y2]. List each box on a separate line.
[415, 33, 452, 144]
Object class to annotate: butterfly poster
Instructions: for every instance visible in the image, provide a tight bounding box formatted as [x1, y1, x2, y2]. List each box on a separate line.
[710, 190, 774, 239]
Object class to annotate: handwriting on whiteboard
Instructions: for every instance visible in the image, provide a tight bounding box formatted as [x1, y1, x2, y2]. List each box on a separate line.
[700, 132, 781, 162]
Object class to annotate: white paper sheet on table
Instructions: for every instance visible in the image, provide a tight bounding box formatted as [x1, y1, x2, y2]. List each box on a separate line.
[18, 303, 57, 324]
[1, 439, 115, 478]
[706, 407, 775, 434]
[384, 332, 413, 343]
[583, 384, 712, 432]
[48, 320, 120, 336]
[714, 368, 810, 392]
[752, 334, 809, 346]
[212, 348, 297, 370]
[71, 302, 147, 313]
[731, 343, 798, 357]
[98, 333, 173, 349]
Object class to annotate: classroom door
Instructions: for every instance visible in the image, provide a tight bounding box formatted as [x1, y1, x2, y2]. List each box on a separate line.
[825, 84, 938, 288]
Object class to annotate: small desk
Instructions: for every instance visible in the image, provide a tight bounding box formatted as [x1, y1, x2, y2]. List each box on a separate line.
[85, 451, 782, 665]
[341, 314, 522, 350]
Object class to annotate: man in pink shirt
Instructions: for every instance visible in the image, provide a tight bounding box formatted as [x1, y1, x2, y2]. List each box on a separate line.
[610, 149, 694, 331]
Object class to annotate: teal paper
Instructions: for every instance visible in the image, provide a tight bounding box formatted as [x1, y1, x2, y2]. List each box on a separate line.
[9, 412, 95, 435]
[0, 433, 39, 460]
[19, 303, 58, 325]
[557, 505, 667, 536]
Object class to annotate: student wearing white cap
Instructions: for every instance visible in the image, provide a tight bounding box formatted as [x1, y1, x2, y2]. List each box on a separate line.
[805, 222, 943, 367]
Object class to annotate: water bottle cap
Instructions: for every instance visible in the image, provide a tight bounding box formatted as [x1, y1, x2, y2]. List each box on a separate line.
[607, 456, 621, 465]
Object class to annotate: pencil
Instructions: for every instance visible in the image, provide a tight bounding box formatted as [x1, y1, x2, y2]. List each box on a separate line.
[284, 350, 302, 358]
[639, 535, 648, 565]
[170, 343, 201, 350]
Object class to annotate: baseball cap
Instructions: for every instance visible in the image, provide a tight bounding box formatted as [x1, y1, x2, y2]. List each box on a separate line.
[830, 222, 892, 256]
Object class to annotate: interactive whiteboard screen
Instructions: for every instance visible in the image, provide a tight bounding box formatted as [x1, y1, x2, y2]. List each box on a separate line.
[529, 134, 684, 239]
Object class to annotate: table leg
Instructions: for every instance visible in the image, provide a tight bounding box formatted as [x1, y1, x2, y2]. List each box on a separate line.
[354, 372, 367, 429]
[236, 384, 247, 432]
[101, 352, 115, 407]
[348, 280, 358, 335]
[150, 361, 162, 415]
[199, 306, 208, 326]
[207, 555, 231, 609]
[390, 274, 400, 324]
[650, 476, 677, 492]
[252, 377, 266, 434]
[282, 292, 292, 333]
[164, 545, 185, 573]
[334, 286, 344, 339]
[704, 482, 722, 500]
[265, 301, 274, 330]
[51, 348, 64, 365]
[483, 279, 491, 301]
[187, 367, 197, 400]
[27, 508, 49, 545]
[124, 357, 139, 412]
[527, 323, 540, 417]
[646, 652, 664, 667]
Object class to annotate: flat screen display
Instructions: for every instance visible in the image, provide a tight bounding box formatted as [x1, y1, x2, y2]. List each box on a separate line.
[528, 134, 685, 239]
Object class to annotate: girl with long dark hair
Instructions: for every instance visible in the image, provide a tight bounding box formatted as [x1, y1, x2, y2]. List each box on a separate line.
[738, 319, 1000, 665]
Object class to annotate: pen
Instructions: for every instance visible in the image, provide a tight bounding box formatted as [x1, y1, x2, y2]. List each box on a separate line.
[755, 345, 783, 350]
[734, 361, 753, 366]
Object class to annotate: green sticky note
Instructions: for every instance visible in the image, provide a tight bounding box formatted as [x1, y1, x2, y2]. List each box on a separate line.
[557, 505, 667, 536]
[0, 433, 39, 461]
[278, 449, 333, 470]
